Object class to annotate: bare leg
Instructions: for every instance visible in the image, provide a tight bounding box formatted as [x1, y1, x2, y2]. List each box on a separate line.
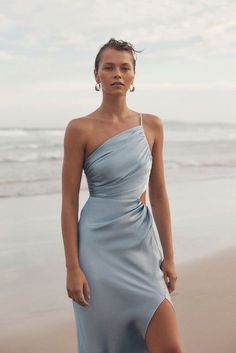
[145, 298, 184, 353]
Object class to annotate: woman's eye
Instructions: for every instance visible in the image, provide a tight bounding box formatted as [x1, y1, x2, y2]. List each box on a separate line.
[104, 67, 129, 70]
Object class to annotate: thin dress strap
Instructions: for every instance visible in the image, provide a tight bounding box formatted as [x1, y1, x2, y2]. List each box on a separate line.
[139, 113, 143, 126]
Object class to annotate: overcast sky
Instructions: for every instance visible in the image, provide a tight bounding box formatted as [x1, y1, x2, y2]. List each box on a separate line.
[1, 0, 236, 128]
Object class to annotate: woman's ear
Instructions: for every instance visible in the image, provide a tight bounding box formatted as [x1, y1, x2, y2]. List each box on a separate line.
[94, 69, 99, 82]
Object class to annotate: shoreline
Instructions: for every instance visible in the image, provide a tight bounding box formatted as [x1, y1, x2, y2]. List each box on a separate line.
[1, 176, 236, 266]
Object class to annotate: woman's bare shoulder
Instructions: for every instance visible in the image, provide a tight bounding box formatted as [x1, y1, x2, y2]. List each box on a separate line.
[142, 113, 164, 142]
[65, 113, 95, 132]
[65, 113, 97, 142]
[63, 114, 96, 152]
[143, 113, 163, 127]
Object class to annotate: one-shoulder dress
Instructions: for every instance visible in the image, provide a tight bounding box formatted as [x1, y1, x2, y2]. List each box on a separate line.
[72, 113, 174, 353]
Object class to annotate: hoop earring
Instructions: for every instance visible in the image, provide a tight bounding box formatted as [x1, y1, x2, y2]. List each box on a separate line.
[95, 83, 101, 91]
[129, 83, 135, 92]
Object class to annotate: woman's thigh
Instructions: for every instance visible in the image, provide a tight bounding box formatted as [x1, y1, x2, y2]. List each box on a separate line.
[145, 298, 183, 353]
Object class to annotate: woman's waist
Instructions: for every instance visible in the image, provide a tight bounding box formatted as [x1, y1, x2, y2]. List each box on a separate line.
[78, 195, 153, 238]
[79, 195, 151, 225]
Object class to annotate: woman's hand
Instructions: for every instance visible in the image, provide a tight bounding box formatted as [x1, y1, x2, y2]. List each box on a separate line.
[66, 268, 91, 306]
[160, 258, 178, 293]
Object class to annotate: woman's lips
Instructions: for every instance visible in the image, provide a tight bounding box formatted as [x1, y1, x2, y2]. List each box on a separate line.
[112, 83, 124, 86]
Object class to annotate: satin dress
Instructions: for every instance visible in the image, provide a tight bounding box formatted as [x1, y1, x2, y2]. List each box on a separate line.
[72, 113, 174, 353]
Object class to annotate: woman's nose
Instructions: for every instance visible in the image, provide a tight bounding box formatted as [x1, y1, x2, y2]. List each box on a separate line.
[114, 68, 122, 77]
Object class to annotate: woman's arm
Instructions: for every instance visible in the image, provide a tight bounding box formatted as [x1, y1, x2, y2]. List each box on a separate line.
[61, 119, 84, 271]
[149, 116, 174, 260]
[61, 118, 91, 306]
[148, 115, 177, 292]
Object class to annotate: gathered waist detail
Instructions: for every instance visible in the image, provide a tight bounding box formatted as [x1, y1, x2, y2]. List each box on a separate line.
[87, 195, 148, 212]
[89, 194, 143, 202]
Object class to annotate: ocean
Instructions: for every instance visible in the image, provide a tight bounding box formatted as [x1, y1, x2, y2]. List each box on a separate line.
[1, 120, 236, 198]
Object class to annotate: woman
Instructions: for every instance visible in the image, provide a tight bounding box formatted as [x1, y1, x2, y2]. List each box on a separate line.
[61, 38, 184, 353]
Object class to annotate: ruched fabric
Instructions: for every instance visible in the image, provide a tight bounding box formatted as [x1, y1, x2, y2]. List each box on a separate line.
[72, 114, 174, 353]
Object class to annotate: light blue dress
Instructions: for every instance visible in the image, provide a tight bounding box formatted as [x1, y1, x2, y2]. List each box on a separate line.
[72, 113, 174, 353]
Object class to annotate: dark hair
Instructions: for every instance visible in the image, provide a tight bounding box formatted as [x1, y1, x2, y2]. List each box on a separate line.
[94, 38, 144, 73]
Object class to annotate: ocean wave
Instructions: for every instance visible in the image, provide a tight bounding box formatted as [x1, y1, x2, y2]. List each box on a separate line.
[0, 129, 29, 137]
[0, 128, 64, 137]
[166, 160, 236, 168]
[1, 123, 236, 142]
[0, 151, 62, 162]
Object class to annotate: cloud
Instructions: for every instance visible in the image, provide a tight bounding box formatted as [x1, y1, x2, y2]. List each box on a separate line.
[1, 0, 236, 60]
[0, 14, 15, 31]
[0, 50, 33, 61]
[1, 0, 235, 126]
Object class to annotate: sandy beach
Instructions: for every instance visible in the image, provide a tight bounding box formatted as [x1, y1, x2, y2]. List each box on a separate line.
[174, 246, 236, 353]
[1, 176, 235, 353]
[1, 246, 235, 353]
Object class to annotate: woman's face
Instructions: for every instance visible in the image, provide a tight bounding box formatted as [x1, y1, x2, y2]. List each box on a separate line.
[94, 48, 135, 94]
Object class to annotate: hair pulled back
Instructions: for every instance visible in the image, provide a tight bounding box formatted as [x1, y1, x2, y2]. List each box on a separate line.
[94, 38, 143, 73]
